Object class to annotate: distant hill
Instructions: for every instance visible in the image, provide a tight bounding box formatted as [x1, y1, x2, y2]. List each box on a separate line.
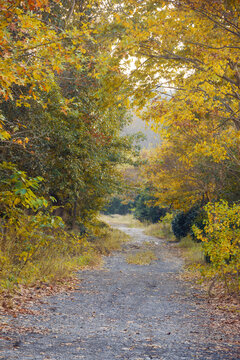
[122, 111, 161, 149]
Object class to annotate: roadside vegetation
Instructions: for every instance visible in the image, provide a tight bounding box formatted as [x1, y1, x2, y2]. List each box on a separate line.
[144, 214, 175, 241]
[144, 206, 239, 295]
[0, 211, 129, 297]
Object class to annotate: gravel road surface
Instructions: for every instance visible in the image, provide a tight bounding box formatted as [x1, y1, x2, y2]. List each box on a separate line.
[0, 224, 239, 360]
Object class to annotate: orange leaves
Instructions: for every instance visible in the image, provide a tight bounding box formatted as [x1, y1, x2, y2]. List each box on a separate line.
[23, 0, 49, 11]
[0, 0, 49, 13]
[12, 137, 30, 148]
[12, 138, 23, 146]
[60, 106, 68, 116]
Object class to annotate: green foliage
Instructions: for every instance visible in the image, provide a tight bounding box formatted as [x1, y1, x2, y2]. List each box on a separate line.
[171, 206, 201, 241]
[0, 0, 140, 228]
[134, 188, 167, 223]
[103, 197, 134, 215]
[0, 163, 84, 289]
[0, 162, 49, 215]
[189, 208, 207, 242]
[1, 79, 136, 225]
[193, 201, 240, 293]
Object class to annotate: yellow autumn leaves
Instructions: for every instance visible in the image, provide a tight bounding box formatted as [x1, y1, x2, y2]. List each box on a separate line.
[111, 0, 240, 210]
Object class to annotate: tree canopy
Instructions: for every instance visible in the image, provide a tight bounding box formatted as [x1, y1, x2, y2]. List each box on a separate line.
[104, 0, 240, 209]
[0, 0, 140, 225]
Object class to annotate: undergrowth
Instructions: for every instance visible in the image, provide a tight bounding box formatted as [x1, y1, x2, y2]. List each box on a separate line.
[0, 164, 129, 298]
[0, 221, 129, 295]
[177, 236, 205, 265]
[91, 225, 129, 255]
[144, 214, 175, 241]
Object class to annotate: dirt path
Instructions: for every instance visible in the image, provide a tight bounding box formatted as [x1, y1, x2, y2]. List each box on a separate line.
[1, 225, 239, 360]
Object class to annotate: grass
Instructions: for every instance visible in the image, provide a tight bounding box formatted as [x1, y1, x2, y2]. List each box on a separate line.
[177, 236, 205, 265]
[0, 219, 129, 296]
[144, 221, 175, 241]
[144, 220, 204, 266]
[91, 225, 130, 255]
[100, 214, 144, 228]
[0, 235, 98, 292]
[126, 250, 157, 265]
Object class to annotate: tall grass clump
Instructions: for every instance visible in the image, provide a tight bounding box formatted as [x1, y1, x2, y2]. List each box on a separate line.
[144, 213, 175, 240]
[89, 221, 130, 255]
[177, 236, 205, 265]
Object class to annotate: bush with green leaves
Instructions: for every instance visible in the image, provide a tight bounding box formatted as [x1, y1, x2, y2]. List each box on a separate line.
[0, 162, 84, 289]
[103, 197, 134, 215]
[134, 189, 167, 223]
[171, 206, 201, 241]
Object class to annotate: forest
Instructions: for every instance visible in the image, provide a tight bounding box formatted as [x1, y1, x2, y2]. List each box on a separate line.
[0, 0, 240, 298]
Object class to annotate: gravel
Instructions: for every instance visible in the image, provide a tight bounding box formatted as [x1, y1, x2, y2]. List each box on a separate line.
[0, 225, 239, 360]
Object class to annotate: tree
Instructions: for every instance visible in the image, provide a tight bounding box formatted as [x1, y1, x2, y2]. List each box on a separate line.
[134, 187, 167, 223]
[0, 0, 140, 226]
[105, 0, 240, 210]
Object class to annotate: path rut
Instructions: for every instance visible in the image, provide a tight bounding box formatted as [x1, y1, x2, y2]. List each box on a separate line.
[0, 224, 239, 360]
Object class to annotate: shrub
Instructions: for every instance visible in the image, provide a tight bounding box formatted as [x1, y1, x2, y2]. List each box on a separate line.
[103, 197, 134, 215]
[134, 190, 167, 223]
[189, 208, 207, 242]
[172, 211, 189, 240]
[171, 206, 202, 241]
[193, 200, 240, 293]
[91, 226, 129, 255]
[0, 163, 90, 291]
